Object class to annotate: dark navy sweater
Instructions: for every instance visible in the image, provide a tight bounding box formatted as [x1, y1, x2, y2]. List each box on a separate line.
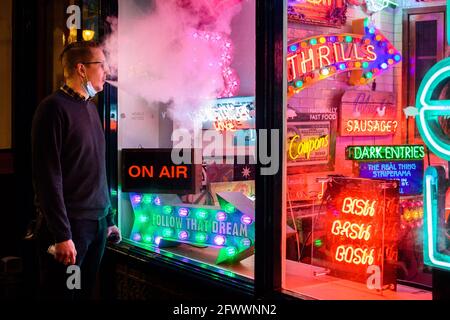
[31, 89, 114, 243]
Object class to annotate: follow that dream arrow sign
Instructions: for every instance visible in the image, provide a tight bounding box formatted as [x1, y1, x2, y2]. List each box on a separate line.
[128, 192, 254, 264]
[287, 18, 401, 96]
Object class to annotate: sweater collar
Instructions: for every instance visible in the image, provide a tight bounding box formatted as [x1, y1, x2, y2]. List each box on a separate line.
[60, 84, 90, 102]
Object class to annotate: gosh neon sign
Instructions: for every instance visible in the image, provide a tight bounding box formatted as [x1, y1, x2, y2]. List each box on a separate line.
[287, 18, 401, 95]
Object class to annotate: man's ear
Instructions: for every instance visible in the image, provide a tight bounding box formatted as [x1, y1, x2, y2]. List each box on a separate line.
[75, 63, 86, 79]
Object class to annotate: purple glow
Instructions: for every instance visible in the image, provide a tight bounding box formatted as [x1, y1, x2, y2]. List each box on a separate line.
[241, 215, 253, 225]
[132, 233, 142, 242]
[132, 194, 142, 204]
[155, 236, 162, 245]
[214, 235, 226, 246]
[241, 238, 252, 247]
[178, 207, 189, 217]
[329, 36, 336, 43]
[154, 197, 161, 206]
[216, 211, 227, 222]
[178, 231, 189, 240]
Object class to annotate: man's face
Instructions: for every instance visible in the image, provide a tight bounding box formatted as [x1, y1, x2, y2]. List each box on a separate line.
[83, 48, 109, 92]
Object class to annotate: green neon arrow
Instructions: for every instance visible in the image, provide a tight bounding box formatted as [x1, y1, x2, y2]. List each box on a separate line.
[423, 167, 450, 271]
[128, 192, 254, 265]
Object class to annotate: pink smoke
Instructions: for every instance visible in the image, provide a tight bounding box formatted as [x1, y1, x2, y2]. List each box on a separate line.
[102, 0, 243, 125]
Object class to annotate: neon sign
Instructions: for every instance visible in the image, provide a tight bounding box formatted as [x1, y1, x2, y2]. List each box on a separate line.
[346, 145, 425, 161]
[122, 149, 201, 195]
[416, 58, 450, 161]
[196, 96, 255, 132]
[340, 90, 398, 136]
[287, 18, 401, 95]
[344, 119, 398, 135]
[366, 0, 398, 13]
[415, 54, 450, 271]
[193, 31, 240, 98]
[288, 134, 329, 160]
[358, 161, 424, 196]
[318, 177, 399, 285]
[287, 0, 347, 27]
[128, 191, 255, 264]
[287, 119, 336, 172]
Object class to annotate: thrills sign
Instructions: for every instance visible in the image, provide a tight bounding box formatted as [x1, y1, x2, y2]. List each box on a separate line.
[128, 192, 255, 264]
[318, 178, 399, 286]
[287, 18, 401, 95]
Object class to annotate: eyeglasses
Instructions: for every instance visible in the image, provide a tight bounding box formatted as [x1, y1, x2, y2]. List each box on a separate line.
[82, 61, 108, 70]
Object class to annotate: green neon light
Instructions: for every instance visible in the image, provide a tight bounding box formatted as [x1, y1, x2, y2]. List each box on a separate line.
[162, 228, 173, 238]
[225, 246, 237, 256]
[346, 145, 425, 161]
[163, 205, 173, 214]
[423, 167, 450, 271]
[142, 194, 153, 204]
[448, 0, 450, 45]
[128, 193, 255, 265]
[224, 203, 236, 213]
[195, 233, 207, 243]
[196, 210, 208, 220]
[415, 58, 450, 160]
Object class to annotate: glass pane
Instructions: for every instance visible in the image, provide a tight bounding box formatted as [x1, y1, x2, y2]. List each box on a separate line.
[0, 0, 12, 149]
[415, 58, 437, 100]
[416, 20, 437, 57]
[111, 0, 256, 281]
[284, 2, 438, 300]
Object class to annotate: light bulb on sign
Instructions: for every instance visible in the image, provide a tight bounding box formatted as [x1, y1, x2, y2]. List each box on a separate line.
[82, 29, 95, 41]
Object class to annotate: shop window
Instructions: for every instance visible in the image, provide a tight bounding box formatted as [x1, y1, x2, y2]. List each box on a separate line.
[283, 1, 437, 300]
[45, 0, 101, 92]
[113, 1, 256, 281]
[404, 8, 445, 143]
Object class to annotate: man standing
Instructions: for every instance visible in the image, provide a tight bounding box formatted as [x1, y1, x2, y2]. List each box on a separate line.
[31, 41, 121, 300]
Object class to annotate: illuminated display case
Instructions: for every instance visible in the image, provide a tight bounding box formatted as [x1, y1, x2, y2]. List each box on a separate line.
[97, 0, 450, 301]
[282, 0, 450, 300]
[102, 0, 262, 294]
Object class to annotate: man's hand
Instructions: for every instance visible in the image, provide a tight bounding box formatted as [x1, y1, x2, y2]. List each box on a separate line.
[107, 225, 122, 244]
[54, 239, 77, 266]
